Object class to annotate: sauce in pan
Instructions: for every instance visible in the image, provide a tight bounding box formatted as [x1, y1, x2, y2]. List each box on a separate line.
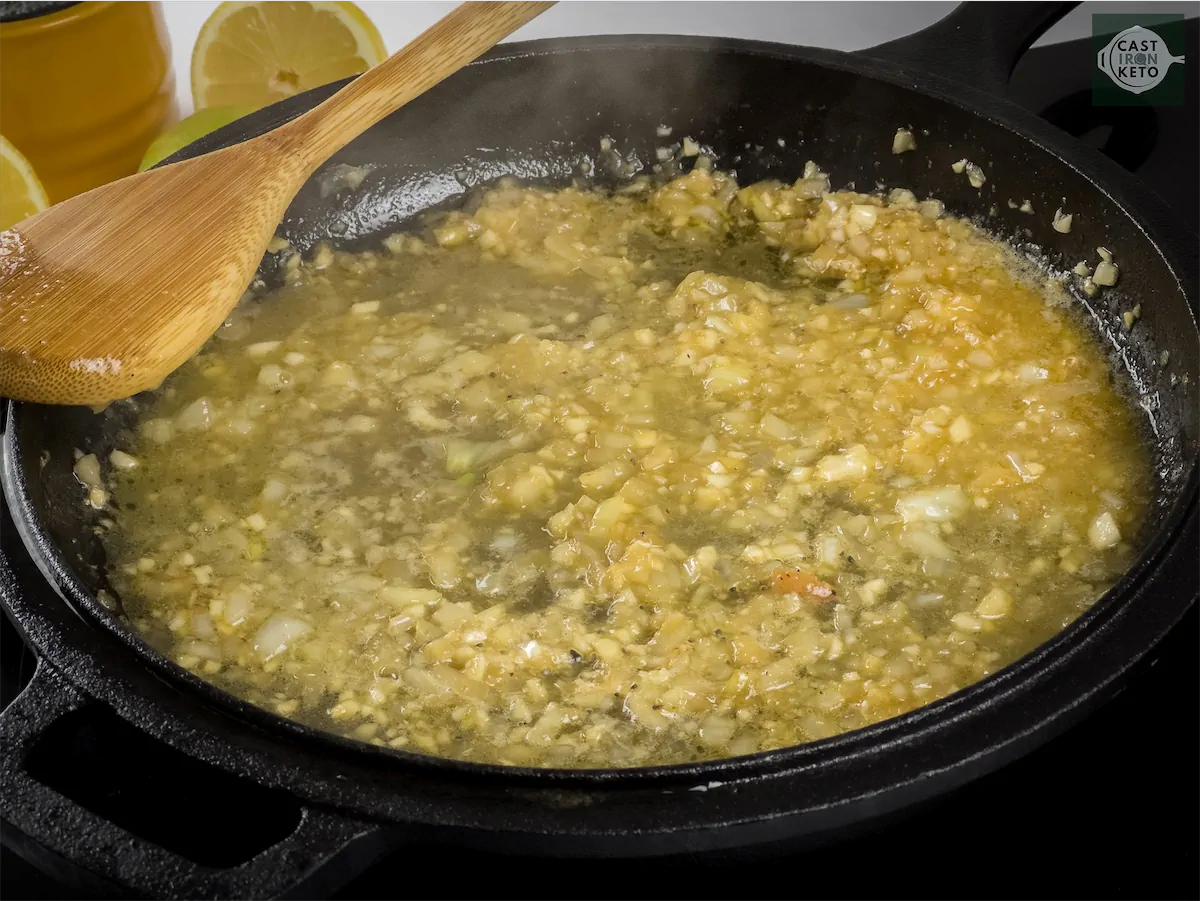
[91, 164, 1149, 767]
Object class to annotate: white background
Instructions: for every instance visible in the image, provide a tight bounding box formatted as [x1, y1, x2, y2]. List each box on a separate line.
[163, 0, 1199, 115]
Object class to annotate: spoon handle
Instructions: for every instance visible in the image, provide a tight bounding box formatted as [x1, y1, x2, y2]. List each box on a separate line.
[281, 1, 555, 173]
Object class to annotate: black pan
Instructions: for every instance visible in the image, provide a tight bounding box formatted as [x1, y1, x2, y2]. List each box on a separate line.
[1, 3, 1197, 898]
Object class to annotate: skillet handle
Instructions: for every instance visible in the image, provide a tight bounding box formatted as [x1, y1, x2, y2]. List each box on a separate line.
[863, 2, 1077, 97]
[0, 660, 401, 899]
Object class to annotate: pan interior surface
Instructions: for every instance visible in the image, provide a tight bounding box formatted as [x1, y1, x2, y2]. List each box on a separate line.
[5, 41, 1197, 775]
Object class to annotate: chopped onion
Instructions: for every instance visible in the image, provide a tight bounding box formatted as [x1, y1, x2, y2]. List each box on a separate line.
[176, 398, 213, 432]
[246, 341, 281, 357]
[891, 128, 916, 154]
[699, 715, 737, 746]
[975, 588, 1012, 619]
[1088, 511, 1121, 550]
[192, 612, 215, 639]
[140, 418, 174, 444]
[444, 439, 484, 475]
[918, 199, 943, 219]
[257, 364, 287, 389]
[829, 293, 871, 309]
[1093, 260, 1119, 286]
[109, 450, 139, 471]
[949, 416, 973, 443]
[817, 445, 875, 482]
[849, 205, 878, 230]
[224, 588, 253, 625]
[261, 479, 289, 503]
[490, 532, 519, 554]
[181, 640, 221, 661]
[73, 453, 102, 488]
[901, 528, 956, 560]
[319, 163, 367, 197]
[795, 177, 827, 199]
[253, 614, 312, 661]
[1005, 452, 1037, 482]
[964, 347, 993, 369]
[760, 413, 796, 440]
[818, 536, 842, 566]
[895, 486, 969, 522]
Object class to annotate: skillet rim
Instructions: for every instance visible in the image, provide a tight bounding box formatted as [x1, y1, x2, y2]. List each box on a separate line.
[1, 34, 1197, 795]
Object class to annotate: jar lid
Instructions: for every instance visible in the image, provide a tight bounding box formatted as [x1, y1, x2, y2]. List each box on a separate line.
[0, 2, 80, 24]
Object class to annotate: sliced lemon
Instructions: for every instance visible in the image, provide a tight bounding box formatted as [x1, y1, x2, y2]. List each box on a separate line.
[0, 136, 51, 230]
[192, 1, 387, 112]
[139, 106, 254, 171]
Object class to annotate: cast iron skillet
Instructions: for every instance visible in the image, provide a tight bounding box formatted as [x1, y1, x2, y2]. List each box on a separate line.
[1, 3, 1197, 898]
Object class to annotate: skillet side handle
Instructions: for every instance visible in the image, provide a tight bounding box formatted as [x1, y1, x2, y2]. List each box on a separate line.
[863, 2, 1077, 97]
[0, 660, 401, 900]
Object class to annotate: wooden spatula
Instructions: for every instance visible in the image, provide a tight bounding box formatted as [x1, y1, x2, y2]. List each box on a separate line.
[0, 1, 554, 407]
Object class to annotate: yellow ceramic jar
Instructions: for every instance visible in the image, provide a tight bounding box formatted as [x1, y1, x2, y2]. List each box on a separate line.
[0, 1, 179, 203]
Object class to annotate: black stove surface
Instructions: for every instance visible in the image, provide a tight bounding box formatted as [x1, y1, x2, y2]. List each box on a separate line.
[2, 20, 1197, 901]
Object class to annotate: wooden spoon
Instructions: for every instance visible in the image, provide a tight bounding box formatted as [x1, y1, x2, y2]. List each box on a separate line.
[0, 1, 554, 407]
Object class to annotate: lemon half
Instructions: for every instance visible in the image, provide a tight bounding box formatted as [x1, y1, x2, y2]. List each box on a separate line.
[192, 1, 387, 112]
[0, 136, 50, 230]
